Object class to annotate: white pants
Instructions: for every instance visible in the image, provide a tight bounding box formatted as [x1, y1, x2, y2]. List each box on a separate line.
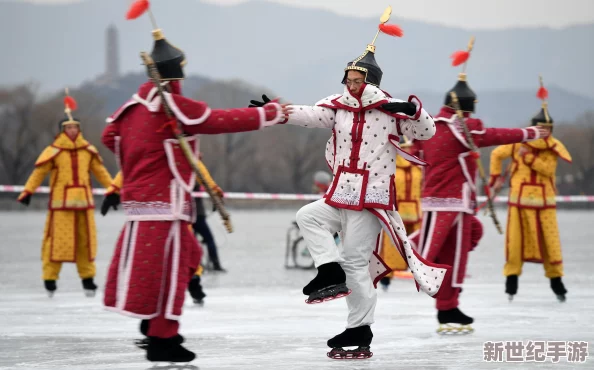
[296, 199, 382, 328]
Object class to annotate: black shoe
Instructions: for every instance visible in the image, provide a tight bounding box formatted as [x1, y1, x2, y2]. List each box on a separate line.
[303, 262, 346, 295]
[136, 334, 184, 351]
[44, 280, 57, 297]
[146, 336, 195, 362]
[550, 277, 567, 302]
[437, 308, 474, 325]
[506, 275, 518, 301]
[327, 325, 373, 348]
[380, 277, 391, 292]
[188, 276, 206, 305]
[82, 278, 97, 297]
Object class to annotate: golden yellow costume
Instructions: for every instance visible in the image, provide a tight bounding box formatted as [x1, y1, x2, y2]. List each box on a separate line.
[380, 139, 422, 280]
[489, 78, 571, 301]
[18, 93, 113, 292]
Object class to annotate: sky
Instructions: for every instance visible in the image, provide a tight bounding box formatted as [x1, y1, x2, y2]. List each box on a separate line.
[15, 0, 594, 30]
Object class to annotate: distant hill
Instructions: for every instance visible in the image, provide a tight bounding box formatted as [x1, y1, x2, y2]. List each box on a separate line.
[1, 0, 593, 113]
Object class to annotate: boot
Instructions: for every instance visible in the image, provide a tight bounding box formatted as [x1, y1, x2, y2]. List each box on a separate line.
[326, 326, 373, 359]
[437, 308, 474, 334]
[146, 336, 195, 363]
[44, 280, 57, 298]
[82, 278, 97, 297]
[550, 277, 567, 302]
[380, 277, 391, 292]
[505, 275, 518, 302]
[303, 262, 349, 304]
[135, 320, 185, 350]
[188, 276, 206, 305]
[303, 262, 346, 295]
[327, 325, 373, 348]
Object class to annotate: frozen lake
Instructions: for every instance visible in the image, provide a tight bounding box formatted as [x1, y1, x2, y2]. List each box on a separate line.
[0, 208, 592, 369]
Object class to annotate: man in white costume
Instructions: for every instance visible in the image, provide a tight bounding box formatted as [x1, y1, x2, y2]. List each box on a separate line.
[250, 7, 453, 359]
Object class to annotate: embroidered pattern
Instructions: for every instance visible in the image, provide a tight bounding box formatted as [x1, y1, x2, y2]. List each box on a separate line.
[122, 201, 192, 217]
[364, 191, 390, 205]
[329, 191, 361, 206]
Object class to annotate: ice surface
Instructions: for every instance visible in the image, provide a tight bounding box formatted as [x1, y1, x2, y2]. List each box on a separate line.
[0, 209, 592, 369]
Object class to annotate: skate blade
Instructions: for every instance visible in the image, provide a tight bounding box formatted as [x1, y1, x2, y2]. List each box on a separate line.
[437, 324, 474, 335]
[327, 347, 373, 360]
[47, 291, 55, 298]
[193, 299, 204, 307]
[556, 294, 566, 303]
[305, 289, 352, 304]
[508, 294, 514, 302]
[84, 289, 96, 298]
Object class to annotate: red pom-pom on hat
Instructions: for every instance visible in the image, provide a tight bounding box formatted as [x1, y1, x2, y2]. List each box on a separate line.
[126, 0, 150, 20]
[64, 96, 77, 111]
[379, 23, 403, 37]
[537, 86, 549, 101]
[450, 50, 470, 67]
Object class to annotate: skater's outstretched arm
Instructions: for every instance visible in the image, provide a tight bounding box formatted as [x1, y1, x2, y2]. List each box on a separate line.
[387, 96, 436, 141]
[17, 149, 55, 204]
[489, 144, 514, 186]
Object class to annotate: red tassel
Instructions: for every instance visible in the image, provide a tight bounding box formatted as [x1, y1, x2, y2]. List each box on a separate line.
[450, 50, 470, 66]
[64, 96, 77, 111]
[537, 86, 549, 100]
[469, 151, 480, 160]
[126, 0, 150, 20]
[378, 23, 404, 37]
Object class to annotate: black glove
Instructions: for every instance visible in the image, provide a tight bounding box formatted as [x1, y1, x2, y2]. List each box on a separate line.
[249, 94, 271, 108]
[381, 102, 417, 116]
[101, 193, 120, 216]
[18, 194, 31, 206]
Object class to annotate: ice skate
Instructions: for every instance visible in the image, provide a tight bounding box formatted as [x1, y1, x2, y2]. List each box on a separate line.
[550, 277, 567, 302]
[146, 336, 195, 363]
[327, 325, 373, 359]
[437, 308, 474, 335]
[82, 278, 97, 297]
[44, 280, 56, 298]
[505, 275, 518, 302]
[303, 262, 351, 304]
[188, 276, 206, 306]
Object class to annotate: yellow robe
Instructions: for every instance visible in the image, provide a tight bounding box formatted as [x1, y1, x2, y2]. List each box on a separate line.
[380, 156, 423, 274]
[109, 160, 220, 278]
[490, 136, 571, 278]
[18, 133, 113, 280]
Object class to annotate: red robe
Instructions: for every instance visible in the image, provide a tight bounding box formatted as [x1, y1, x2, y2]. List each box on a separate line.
[101, 81, 282, 336]
[409, 106, 541, 311]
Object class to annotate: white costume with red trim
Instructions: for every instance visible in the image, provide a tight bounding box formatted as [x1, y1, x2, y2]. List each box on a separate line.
[289, 84, 452, 328]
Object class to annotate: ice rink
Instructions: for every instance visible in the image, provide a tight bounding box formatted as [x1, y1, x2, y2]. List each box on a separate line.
[0, 208, 592, 369]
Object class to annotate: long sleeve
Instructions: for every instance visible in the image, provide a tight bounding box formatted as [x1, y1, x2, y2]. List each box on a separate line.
[106, 171, 123, 195]
[18, 161, 53, 200]
[475, 126, 540, 148]
[284, 105, 336, 129]
[395, 96, 436, 141]
[522, 153, 557, 178]
[101, 121, 120, 153]
[90, 155, 114, 189]
[489, 144, 514, 185]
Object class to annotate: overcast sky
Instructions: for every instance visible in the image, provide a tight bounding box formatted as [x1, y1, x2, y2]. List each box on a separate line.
[16, 0, 594, 29]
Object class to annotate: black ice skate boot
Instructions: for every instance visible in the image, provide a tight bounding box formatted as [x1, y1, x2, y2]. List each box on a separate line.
[437, 308, 474, 335]
[146, 336, 195, 363]
[302, 262, 350, 304]
[44, 280, 57, 298]
[380, 277, 391, 292]
[188, 275, 206, 306]
[506, 275, 518, 302]
[81, 278, 97, 297]
[135, 320, 185, 350]
[327, 325, 373, 359]
[550, 277, 567, 302]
